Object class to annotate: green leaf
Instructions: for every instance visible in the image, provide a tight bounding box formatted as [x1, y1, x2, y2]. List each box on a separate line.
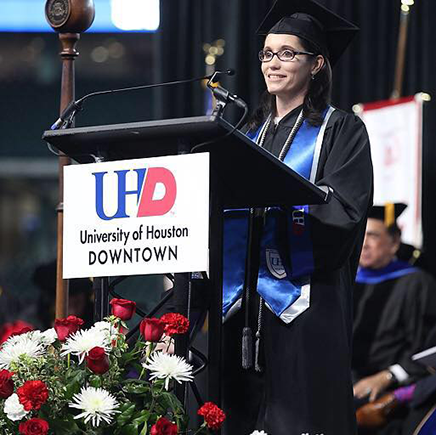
[89, 375, 103, 388]
[121, 380, 151, 395]
[116, 403, 137, 426]
[119, 402, 135, 413]
[139, 422, 148, 435]
[120, 423, 139, 435]
[159, 392, 184, 413]
[49, 418, 81, 434]
[131, 409, 150, 426]
[64, 381, 81, 399]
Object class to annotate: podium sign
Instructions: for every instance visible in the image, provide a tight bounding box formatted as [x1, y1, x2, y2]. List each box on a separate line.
[63, 153, 210, 279]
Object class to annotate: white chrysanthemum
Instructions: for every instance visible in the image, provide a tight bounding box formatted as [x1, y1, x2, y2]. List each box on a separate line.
[28, 329, 57, 346]
[92, 321, 118, 341]
[69, 386, 120, 427]
[39, 328, 58, 345]
[0, 334, 45, 369]
[2, 330, 37, 347]
[142, 352, 193, 390]
[61, 328, 110, 363]
[3, 394, 29, 421]
[250, 431, 268, 435]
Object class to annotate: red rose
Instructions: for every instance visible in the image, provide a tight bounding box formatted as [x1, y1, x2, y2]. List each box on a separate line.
[140, 318, 165, 342]
[19, 418, 49, 435]
[0, 369, 14, 398]
[150, 417, 178, 435]
[54, 315, 84, 341]
[0, 320, 34, 344]
[85, 346, 110, 374]
[160, 313, 190, 336]
[110, 298, 136, 320]
[17, 380, 49, 411]
[198, 402, 226, 430]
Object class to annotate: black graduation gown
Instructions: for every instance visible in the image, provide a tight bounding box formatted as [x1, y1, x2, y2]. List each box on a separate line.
[353, 270, 436, 381]
[353, 272, 436, 435]
[222, 106, 373, 435]
[401, 373, 436, 435]
[401, 325, 436, 434]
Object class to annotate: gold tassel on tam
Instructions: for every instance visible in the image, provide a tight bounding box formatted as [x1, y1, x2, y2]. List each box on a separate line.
[385, 203, 395, 227]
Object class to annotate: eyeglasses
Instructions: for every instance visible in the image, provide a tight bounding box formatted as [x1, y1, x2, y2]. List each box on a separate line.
[258, 49, 315, 62]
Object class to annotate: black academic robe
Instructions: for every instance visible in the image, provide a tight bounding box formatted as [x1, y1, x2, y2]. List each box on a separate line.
[401, 374, 436, 435]
[353, 270, 436, 435]
[402, 325, 436, 434]
[222, 106, 373, 435]
[353, 270, 436, 381]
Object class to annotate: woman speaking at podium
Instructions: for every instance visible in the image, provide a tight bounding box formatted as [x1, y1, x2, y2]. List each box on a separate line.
[221, 1, 373, 434]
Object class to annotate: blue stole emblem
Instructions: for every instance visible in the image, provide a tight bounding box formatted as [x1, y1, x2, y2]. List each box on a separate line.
[223, 108, 333, 322]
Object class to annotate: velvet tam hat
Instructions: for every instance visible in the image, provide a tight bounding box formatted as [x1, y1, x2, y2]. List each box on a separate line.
[256, 0, 359, 65]
[368, 203, 407, 227]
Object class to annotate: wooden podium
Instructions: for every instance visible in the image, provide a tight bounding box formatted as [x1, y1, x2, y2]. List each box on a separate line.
[43, 114, 329, 418]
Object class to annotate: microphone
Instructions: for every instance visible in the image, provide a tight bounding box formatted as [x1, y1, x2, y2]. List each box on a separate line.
[50, 69, 235, 130]
[207, 69, 248, 112]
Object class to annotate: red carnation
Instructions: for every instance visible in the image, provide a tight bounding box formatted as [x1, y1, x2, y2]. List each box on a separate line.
[54, 315, 84, 341]
[150, 417, 178, 435]
[0, 369, 14, 399]
[19, 417, 49, 435]
[198, 402, 226, 431]
[140, 318, 165, 342]
[110, 298, 136, 321]
[160, 313, 190, 336]
[17, 380, 49, 411]
[85, 346, 110, 374]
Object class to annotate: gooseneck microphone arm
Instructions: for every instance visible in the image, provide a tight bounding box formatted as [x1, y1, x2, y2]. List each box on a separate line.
[190, 70, 249, 153]
[207, 69, 248, 116]
[50, 69, 236, 130]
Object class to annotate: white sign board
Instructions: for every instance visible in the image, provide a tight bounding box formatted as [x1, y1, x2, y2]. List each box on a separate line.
[359, 95, 423, 247]
[63, 153, 210, 278]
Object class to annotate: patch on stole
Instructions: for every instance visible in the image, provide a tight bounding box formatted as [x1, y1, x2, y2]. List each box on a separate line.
[266, 248, 287, 279]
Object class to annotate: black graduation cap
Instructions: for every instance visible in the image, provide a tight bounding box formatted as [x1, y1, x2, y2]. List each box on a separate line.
[368, 203, 407, 227]
[256, 0, 359, 65]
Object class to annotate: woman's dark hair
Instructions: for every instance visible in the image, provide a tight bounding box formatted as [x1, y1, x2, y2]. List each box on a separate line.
[247, 37, 333, 131]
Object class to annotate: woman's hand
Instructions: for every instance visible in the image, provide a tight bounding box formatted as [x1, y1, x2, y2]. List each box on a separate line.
[353, 370, 394, 402]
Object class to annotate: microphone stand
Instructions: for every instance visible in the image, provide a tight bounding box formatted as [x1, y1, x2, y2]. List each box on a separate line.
[50, 70, 236, 130]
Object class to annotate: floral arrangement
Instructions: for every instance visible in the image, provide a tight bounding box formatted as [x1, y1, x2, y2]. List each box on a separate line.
[0, 298, 226, 435]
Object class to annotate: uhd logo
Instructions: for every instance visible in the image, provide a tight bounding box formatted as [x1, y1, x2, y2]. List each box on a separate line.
[93, 167, 177, 220]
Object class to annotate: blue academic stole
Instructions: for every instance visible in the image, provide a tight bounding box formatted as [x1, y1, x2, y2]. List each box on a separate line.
[356, 260, 417, 284]
[222, 107, 334, 323]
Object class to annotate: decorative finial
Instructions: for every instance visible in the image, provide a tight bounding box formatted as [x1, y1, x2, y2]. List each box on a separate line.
[45, 0, 95, 33]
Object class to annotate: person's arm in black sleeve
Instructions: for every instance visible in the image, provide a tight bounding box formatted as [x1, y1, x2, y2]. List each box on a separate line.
[394, 272, 436, 379]
[309, 112, 373, 272]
